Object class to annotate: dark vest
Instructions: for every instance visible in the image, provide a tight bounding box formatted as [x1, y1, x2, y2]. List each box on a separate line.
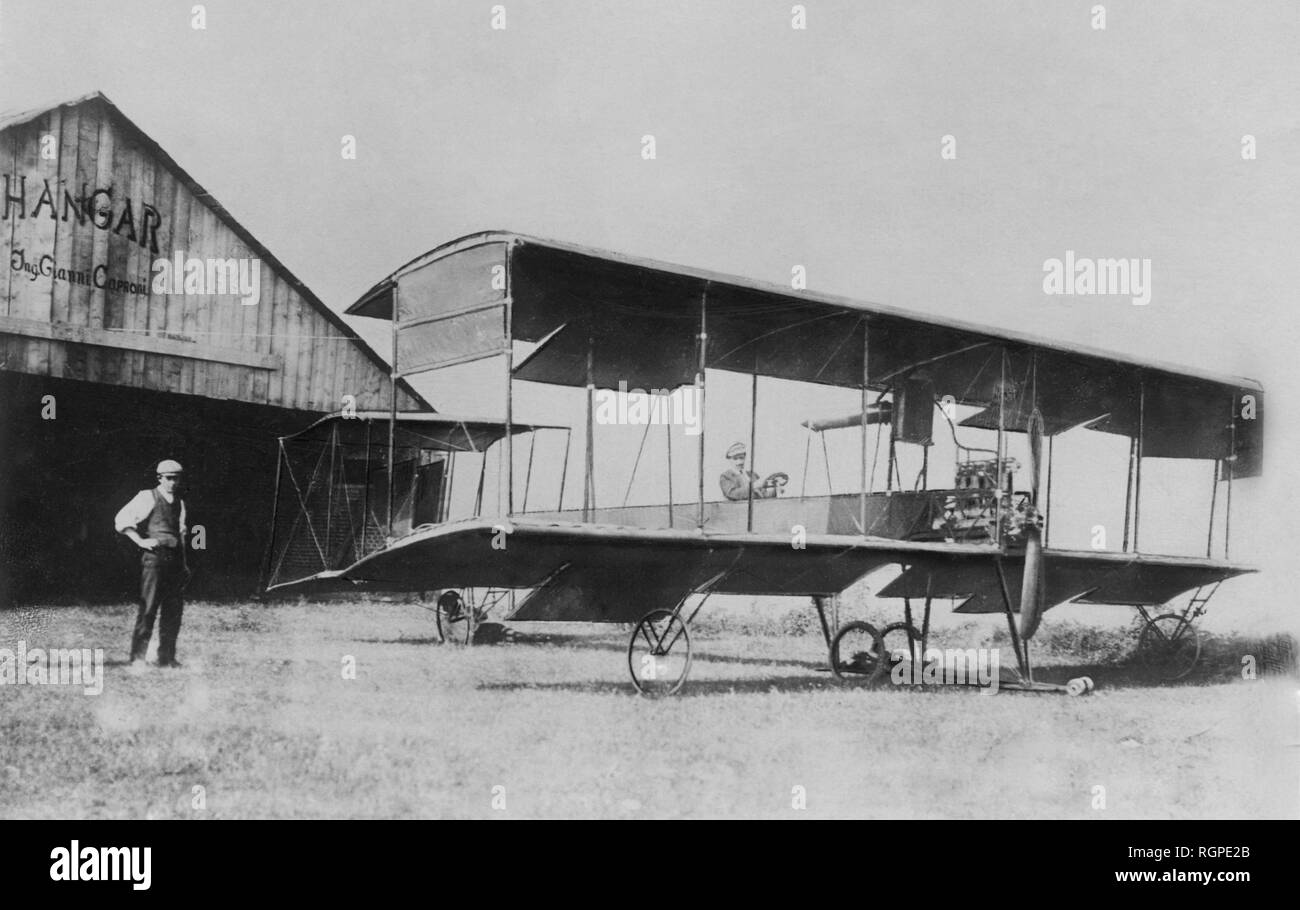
[146, 489, 183, 548]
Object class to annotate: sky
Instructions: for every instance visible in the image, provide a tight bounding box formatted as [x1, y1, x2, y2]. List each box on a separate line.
[2, 0, 1297, 629]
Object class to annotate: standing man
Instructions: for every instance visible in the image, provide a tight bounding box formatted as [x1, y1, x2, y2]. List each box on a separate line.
[115, 460, 189, 670]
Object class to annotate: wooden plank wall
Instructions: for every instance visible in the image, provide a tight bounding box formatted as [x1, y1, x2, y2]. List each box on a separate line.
[0, 97, 419, 412]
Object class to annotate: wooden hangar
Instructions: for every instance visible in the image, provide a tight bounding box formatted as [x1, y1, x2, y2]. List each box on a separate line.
[0, 92, 432, 602]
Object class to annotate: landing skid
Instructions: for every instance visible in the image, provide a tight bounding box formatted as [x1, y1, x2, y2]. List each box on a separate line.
[999, 677, 1094, 696]
[858, 653, 1095, 696]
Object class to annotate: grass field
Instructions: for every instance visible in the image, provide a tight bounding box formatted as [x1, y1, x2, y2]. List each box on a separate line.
[1, 598, 1296, 819]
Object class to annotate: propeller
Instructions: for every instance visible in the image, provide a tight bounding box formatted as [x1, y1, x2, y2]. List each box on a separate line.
[1018, 409, 1046, 640]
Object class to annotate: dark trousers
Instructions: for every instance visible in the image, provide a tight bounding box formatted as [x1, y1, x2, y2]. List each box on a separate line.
[130, 547, 185, 663]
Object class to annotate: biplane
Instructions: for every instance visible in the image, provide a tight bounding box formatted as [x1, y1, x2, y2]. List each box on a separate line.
[263, 231, 1262, 695]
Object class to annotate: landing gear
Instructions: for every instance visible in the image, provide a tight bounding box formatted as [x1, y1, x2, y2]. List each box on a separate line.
[1136, 613, 1203, 680]
[830, 621, 887, 684]
[1129, 585, 1220, 681]
[627, 609, 693, 696]
[991, 558, 1096, 695]
[880, 621, 924, 667]
[434, 588, 516, 645]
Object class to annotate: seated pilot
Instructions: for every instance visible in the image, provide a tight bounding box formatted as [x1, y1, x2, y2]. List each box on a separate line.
[719, 442, 781, 501]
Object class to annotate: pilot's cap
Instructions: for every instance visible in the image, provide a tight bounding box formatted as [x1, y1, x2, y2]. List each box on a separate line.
[156, 459, 184, 475]
[726, 442, 747, 459]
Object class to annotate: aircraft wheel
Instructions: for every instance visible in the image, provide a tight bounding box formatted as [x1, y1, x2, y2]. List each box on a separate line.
[1137, 613, 1202, 680]
[830, 621, 887, 685]
[436, 590, 474, 646]
[880, 622, 924, 670]
[628, 609, 692, 696]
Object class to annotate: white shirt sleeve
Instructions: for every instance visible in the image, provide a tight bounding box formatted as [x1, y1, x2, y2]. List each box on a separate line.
[114, 490, 154, 533]
[180, 500, 188, 538]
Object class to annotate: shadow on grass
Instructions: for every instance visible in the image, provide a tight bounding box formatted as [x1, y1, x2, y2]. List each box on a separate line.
[477, 672, 847, 697]
[359, 625, 1296, 696]
[524, 634, 828, 670]
[480, 648, 1292, 697]
[476, 661, 1278, 698]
